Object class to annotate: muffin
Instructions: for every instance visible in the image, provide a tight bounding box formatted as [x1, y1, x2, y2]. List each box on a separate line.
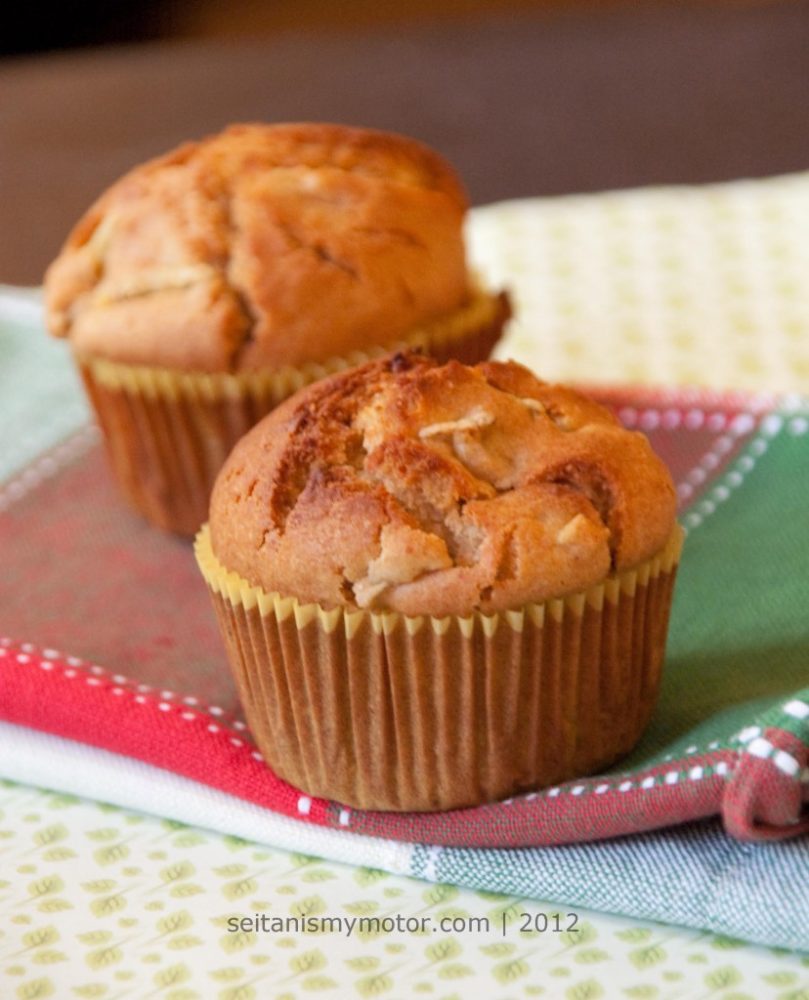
[196, 353, 682, 812]
[44, 123, 510, 535]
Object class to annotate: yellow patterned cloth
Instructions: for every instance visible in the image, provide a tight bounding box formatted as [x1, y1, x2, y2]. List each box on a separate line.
[469, 173, 809, 390]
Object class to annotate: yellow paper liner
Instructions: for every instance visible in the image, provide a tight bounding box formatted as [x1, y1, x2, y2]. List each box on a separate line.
[78, 288, 509, 536]
[195, 523, 684, 812]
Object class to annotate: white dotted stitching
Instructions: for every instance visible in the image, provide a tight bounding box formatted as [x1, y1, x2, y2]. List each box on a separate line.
[761, 414, 784, 437]
[522, 754, 738, 804]
[17, 639, 249, 726]
[773, 750, 800, 777]
[0, 426, 100, 514]
[743, 736, 801, 778]
[6, 636, 802, 809]
[680, 418, 779, 532]
[730, 413, 756, 436]
[1, 637, 255, 752]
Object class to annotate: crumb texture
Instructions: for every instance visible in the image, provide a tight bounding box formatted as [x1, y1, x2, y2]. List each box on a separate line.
[44, 123, 469, 372]
[210, 356, 677, 615]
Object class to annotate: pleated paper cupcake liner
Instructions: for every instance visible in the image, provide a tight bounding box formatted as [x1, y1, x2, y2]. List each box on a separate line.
[195, 523, 684, 812]
[78, 288, 510, 536]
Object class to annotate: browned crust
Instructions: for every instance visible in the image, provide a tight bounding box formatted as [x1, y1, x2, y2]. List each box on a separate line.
[210, 355, 678, 616]
[44, 123, 471, 372]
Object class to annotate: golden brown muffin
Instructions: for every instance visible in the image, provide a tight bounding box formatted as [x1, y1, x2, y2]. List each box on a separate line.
[197, 354, 683, 812]
[46, 123, 481, 371]
[43, 123, 510, 535]
[210, 353, 677, 617]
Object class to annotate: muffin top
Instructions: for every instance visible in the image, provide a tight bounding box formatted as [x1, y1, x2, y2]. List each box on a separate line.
[44, 123, 470, 373]
[210, 354, 677, 616]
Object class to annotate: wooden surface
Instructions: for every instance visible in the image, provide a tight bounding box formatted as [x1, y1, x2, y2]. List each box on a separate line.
[2, 0, 809, 285]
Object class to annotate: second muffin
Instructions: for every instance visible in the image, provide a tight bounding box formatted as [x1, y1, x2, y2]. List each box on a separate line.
[45, 122, 510, 535]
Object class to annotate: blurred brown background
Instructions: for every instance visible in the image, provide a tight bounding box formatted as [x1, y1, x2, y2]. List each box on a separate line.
[2, 0, 808, 283]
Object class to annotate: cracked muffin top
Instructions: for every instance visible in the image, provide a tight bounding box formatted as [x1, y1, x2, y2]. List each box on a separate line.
[209, 354, 677, 616]
[44, 123, 470, 372]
